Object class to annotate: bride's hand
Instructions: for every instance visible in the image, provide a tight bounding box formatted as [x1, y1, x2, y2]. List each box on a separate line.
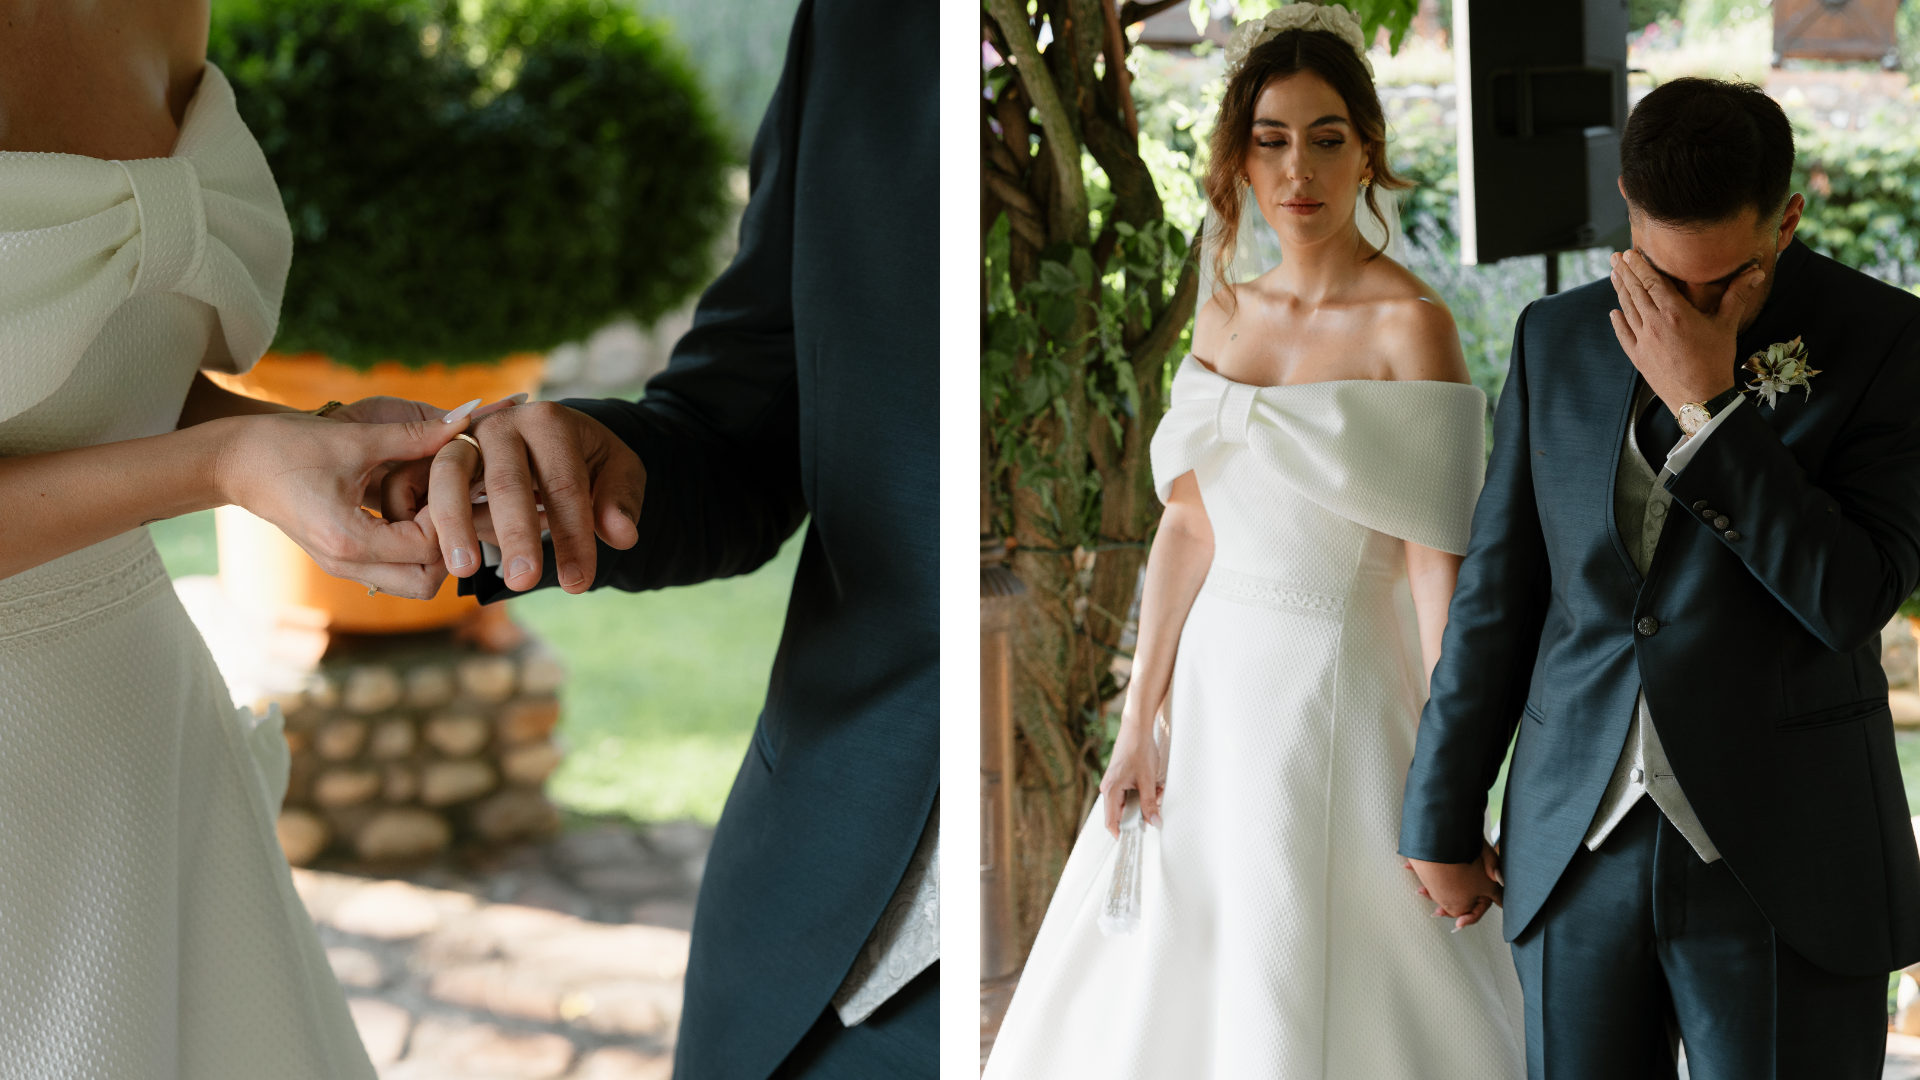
[1406, 840, 1504, 931]
[1099, 712, 1166, 838]
[215, 411, 474, 599]
[327, 395, 526, 510]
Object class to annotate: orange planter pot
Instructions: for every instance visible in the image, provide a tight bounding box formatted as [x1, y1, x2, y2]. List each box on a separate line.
[208, 351, 546, 635]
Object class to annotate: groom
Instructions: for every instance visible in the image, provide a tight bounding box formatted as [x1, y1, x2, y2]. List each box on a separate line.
[1403, 78, 1920, 1076]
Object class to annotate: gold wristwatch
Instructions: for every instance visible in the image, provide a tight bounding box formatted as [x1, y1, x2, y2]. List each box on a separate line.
[1676, 402, 1713, 436]
[1675, 387, 1742, 437]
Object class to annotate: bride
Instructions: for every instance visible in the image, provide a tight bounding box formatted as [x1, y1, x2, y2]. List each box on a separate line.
[984, 6, 1524, 1077]
[0, 2, 494, 1074]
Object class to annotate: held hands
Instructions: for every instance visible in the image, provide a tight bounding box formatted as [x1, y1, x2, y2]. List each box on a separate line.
[1607, 249, 1761, 412]
[219, 392, 636, 600]
[1406, 842, 1504, 932]
[215, 408, 476, 599]
[377, 401, 644, 594]
[326, 394, 521, 512]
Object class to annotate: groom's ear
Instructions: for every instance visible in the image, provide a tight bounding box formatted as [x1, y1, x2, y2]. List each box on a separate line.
[1775, 192, 1806, 253]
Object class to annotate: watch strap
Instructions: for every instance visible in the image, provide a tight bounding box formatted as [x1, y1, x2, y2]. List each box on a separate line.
[1702, 386, 1743, 416]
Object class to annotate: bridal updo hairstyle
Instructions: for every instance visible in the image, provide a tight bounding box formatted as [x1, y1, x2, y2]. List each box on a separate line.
[1205, 28, 1408, 304]
[1619, 77, 1795, 228]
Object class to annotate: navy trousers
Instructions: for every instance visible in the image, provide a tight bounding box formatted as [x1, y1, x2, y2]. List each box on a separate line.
[1510, 800, 1885, 1079]
[767, 964, 938, 1079]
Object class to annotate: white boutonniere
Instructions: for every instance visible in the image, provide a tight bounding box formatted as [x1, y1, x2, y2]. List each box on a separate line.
[1744, 336, 1821, 410]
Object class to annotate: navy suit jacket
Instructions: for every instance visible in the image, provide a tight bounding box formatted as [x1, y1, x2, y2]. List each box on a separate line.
[461, 1, 936, 1073]
[1400, 240, 1920, 977]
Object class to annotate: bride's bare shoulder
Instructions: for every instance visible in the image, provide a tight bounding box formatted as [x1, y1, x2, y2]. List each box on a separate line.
[1190, 286, 1249, 372]
[1358, 256, 1470, 385]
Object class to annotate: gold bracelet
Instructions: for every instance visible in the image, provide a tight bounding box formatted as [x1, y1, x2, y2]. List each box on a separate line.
[313, 400, 345, 418]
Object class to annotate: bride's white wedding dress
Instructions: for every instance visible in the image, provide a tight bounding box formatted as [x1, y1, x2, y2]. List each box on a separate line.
[0, 66, 375, 1077]
[985, 357, 1525, 1079]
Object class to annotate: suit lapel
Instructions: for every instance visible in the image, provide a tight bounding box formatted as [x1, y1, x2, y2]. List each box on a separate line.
[1732, 239, 1813, 427]
[1601, 346, 1645, 585]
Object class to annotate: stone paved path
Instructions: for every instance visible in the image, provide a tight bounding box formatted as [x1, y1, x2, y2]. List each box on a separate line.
[299, 819, 711, 1079]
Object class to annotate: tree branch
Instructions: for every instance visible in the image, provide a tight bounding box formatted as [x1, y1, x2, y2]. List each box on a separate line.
[1129, 250, 1199, 378]
[1097, 0, 1139, 141]
[984, 170, 1050, 250]
[1082, 107, 1162, 229]
[1118, 0, 1183, 28]
[994, 85, 1032, 169]
[985, 0, 1088, 245]
[983, 111, 1025, 181]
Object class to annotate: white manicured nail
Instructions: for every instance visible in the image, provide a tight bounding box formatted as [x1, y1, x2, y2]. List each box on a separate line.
[443, 398, 483, 423]
[502, 393, 529, 406]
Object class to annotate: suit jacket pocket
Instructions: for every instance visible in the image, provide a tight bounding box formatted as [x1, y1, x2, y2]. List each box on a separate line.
[1524, 700, 1547, 725]
[1776, 697, 1887, 732]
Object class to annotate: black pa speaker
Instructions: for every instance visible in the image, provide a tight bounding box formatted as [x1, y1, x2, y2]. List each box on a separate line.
[1453, 0, 1632, 267]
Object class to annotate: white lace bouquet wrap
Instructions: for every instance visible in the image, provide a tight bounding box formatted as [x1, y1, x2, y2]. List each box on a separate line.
[1224, 2, 1374, 79]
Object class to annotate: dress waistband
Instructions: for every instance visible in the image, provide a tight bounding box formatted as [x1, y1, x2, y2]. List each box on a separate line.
[1200, 564, 1346, 618]
[0, 529, 170, 642]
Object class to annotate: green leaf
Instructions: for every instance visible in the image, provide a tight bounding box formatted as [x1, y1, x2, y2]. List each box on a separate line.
[1069, 247, 1097, 289]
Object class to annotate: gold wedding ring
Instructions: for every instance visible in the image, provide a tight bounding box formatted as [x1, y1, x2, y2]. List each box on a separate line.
[452, 432, 484, 475]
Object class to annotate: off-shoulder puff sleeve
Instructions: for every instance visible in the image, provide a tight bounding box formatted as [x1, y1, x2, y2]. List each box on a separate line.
[0, 63, 292, 424]
[1149, 355, 1489, 555]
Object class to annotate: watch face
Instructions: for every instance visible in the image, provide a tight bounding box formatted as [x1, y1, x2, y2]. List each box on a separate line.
[1677, 403, 1710, 436]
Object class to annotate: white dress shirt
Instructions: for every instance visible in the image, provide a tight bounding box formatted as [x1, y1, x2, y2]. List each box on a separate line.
[1580, 386, 1744, 863]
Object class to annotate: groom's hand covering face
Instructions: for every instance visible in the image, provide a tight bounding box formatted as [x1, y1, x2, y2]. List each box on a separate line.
[1607, 188, 1806, 415]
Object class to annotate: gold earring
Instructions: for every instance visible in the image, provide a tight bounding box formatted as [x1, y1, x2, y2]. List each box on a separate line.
[1360, 177, 1371, 189]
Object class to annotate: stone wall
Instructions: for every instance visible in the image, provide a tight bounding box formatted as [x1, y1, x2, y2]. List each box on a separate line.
[271, 638, 567, 866]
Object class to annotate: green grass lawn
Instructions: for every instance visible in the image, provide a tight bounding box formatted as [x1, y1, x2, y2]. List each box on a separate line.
[150, 509, 798, 824]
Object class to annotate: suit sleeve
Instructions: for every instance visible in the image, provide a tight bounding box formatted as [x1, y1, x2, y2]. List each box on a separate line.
[460, 8, 812, 602]
[1399, 305, 1554, 864]
[1663, 312, 1920, 653]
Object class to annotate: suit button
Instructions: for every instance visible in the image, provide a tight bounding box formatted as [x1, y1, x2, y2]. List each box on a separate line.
[1725, 530, 1741, 541]
[1693, 500, 1710, 511]
[1713, 515, 1730, 530]
[1700, 508, 1717, 521]
[1637, 617, 1660, 637]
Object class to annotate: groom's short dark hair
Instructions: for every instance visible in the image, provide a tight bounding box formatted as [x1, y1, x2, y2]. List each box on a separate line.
[1620, 77, 1795, 228]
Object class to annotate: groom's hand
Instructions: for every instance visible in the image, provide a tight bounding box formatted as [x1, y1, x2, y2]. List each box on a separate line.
[1608, 248, 1763, 413]
[422, 402, 644, 593]
[1406, 842, 1504, 931]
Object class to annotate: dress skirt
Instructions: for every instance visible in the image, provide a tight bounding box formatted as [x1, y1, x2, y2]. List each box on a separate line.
[0, 529, 375, 1079]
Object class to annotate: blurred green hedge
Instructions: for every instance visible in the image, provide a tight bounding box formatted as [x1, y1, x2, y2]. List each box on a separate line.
[211, 0, 729, 368]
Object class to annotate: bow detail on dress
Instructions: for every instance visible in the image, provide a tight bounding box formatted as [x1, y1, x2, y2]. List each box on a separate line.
[0, 63, 292, 424]
[1150, 355, 1490, 555]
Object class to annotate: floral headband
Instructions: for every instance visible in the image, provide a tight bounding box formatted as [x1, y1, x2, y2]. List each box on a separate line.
[1223, 2, 1374, 80]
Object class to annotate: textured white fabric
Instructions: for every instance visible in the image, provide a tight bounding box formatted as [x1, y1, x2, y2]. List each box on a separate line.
[0, 63, 290, 425]
[0, 70, 374, 1079]
[831, 800, 939, 1026]
[1584, 385, 1721, 864]
[985, 359, 1521, 1079]
[1151, 356, 1488, 554]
